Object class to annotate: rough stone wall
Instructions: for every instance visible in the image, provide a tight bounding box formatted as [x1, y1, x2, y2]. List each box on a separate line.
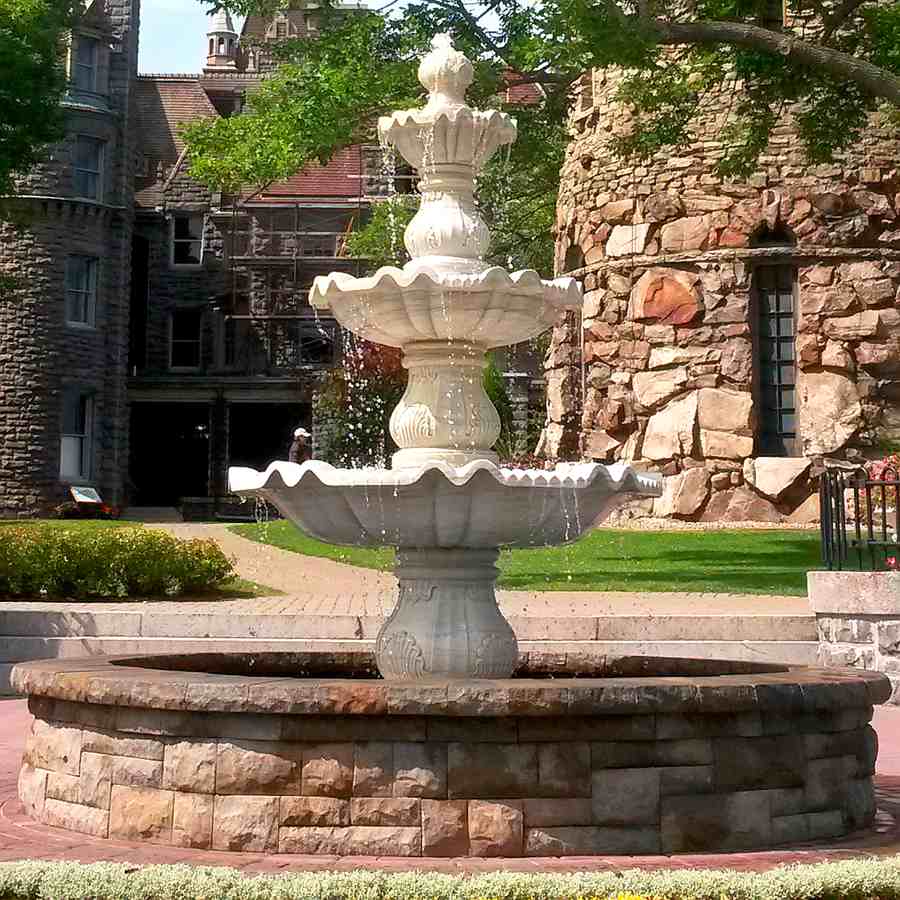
[547, 69, 900, 521]
[0, 0, 139, 516]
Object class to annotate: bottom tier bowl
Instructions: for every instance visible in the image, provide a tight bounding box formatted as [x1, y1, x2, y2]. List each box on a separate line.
[12, 653, 889, 857]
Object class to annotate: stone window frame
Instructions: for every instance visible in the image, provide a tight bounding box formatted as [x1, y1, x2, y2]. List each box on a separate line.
[169, 213, 206, 269]
[64, 254, 99, 328]
[67, 30, 109, 103]
[169, 307, 205, 372]
[751, 258, 800, 458]
[72, 135, 105, 202]
[59, 388, 95, 483]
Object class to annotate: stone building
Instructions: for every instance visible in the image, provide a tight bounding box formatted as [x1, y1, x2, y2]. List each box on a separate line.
[0, 0, 395, 516]
[0, 0, 140, 516]
[546, 67, 900, 522]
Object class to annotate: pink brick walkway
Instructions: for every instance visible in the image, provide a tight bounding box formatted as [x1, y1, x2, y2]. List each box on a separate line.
[0, 699, 899, 872]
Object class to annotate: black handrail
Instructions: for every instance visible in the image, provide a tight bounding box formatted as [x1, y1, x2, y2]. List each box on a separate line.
[820, 465, 900, 570]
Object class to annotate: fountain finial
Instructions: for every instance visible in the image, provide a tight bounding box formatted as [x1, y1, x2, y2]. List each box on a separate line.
[418, 32, 473, 111]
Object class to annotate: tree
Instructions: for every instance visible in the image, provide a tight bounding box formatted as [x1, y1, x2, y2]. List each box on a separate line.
[0, 0, 75, 202]
[193, 0, 900, 209]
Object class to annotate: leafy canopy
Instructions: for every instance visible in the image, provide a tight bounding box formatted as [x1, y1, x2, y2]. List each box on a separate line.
[188, 0, 900, 274]
[0, 0, 75, 200]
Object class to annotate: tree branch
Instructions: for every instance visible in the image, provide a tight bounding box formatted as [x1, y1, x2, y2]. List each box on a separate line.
[653, 19, 900, 104]
[823, 0, 867, 37]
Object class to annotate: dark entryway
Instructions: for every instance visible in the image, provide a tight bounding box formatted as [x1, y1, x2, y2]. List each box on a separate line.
[228, 403, 309, 472]
[130, 403, 211, 505]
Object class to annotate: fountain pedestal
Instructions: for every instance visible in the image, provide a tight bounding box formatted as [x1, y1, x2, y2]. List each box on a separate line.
[376, 548, 516, 678]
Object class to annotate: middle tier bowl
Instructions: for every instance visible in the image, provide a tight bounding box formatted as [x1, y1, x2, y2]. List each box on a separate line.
[309, 266, 582, 348]
[229, 460, 662, 549]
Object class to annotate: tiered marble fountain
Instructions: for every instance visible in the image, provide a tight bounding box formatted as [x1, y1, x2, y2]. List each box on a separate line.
[12, 37, 889, 858]
[232, 33, 661, 681]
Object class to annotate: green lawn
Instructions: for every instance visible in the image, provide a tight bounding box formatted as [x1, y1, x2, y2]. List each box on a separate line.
[231, 521, 824, 596]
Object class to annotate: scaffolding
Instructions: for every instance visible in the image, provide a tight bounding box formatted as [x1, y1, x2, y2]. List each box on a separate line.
[215, 145, 416, 373]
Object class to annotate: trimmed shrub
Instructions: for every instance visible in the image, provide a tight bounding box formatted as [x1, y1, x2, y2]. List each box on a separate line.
[0, 526, 235, 599]
[1, 860, 900, 900]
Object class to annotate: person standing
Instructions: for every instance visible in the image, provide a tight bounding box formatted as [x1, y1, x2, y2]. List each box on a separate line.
[288, 427, 312, 464]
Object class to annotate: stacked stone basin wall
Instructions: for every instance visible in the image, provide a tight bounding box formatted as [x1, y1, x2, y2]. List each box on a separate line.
[11, 654, 890, 857]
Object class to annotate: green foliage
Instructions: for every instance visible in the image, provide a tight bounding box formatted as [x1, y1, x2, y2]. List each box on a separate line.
[0, 524, 235, 598]
[343, 195, 418, 270]
[6, 858, 900, 899]
[313, 340, 407, 468]
[235, 522, 823, 595]
[0, 0, 74, 199]
[483, 353, 514, 448]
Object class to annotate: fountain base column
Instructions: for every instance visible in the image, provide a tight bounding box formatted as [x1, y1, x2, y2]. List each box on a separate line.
[375, 547, 518, 679]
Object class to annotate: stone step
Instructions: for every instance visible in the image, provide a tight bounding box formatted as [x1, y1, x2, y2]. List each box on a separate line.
[0, 609, 817, 642]
[0, 636, 819, 693]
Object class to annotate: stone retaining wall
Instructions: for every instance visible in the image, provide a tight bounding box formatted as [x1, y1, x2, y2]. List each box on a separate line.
[811, 571, 900, 704]
[19, 692, 879, 856]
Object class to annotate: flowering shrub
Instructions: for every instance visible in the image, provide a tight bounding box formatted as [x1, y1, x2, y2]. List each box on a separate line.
[0, 526, 235, 599]
[2, 860, 900, 899]
[866, 452, 900, 509]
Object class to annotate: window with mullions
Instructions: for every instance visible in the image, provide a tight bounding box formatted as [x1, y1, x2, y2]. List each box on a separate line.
[60, 390, 93, 481]
[171, 214, 205, 266]
[170, 308, 203, 369]
[65, 255, 98, 326]
[755, 264, 797, 456]
[73, 36, 99, 93]
[73, 136, 104, 200]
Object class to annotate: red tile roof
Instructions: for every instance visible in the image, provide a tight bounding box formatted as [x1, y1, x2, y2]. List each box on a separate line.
[257, 145, 365, 199]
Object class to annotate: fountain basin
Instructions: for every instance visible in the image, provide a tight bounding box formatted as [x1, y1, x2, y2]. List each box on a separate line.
[309, 267, 581, 348]
[228, 460, 661, 548]
[13, 653, 888, 856]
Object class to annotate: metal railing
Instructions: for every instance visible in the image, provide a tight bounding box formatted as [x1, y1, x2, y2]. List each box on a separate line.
[821, 464, 900, 570]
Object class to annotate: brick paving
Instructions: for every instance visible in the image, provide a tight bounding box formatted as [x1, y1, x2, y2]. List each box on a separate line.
[0, 698, 899, 872]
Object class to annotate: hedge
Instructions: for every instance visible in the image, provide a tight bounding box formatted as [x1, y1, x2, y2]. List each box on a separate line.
[0, 526, 235, 599]
[2, 859, 900, 900]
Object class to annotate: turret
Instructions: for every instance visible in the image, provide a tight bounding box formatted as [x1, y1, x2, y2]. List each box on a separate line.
[204, 9, 237, 72]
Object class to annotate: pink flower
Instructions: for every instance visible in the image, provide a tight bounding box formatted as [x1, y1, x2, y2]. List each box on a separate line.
[886, 556, 898, 570]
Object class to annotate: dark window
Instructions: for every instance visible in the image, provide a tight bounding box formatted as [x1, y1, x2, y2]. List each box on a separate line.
[172, 214, 204, 265]
[65, 255, 98, 325]
[170, 308, 203, 369]
[73, 36, 99, 93]
[73, 136, 104, 200]
[755, 264, 797, 455]
[60, 390, 93, 480]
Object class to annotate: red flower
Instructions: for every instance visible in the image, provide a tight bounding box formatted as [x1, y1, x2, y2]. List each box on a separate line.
[886, 556, 898, 570]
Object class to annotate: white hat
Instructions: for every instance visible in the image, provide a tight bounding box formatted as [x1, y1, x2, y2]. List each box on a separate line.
[294, 427, 311, 439]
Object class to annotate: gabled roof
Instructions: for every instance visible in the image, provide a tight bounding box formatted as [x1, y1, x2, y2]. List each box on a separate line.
[258, 145, 364, 199]
[133, 76, 220, 207]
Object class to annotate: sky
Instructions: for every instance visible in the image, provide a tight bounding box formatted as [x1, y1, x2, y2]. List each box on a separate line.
[139, 0, 245, 74]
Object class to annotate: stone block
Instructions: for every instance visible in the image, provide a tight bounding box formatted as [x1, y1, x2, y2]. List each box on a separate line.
[45, 770, 80, 805]
[163, 739, 216, 793]
[537, 742, 591, 798]
[606, 223, 651, 257]
[642, 393, 697, 461]
[25, 719, 82, 776]
[808, 809, 845, 839]
[278, 826, 422, 856]
[714, 736, 806, 790]
[18, 763, 47, 817]
[109, 756, 162, 789]
[426, 718, 517, 743]
[353, 743, 393, 797]
[592, 768, 660, 826]
[661, 791, 771, 852]
[523, 798, 593, 827]
[772, 813, 809, 845]
[845, 778, 876, 828]
[656, 712, 762, 740]
[351, 798, 420, 827]
[82, 729, 164, 761]
[805, 757, 850, 810]
[655, 467, 710, 518]
[213, 796, 279, 852]
[449, 743, 537, 799]
[302, 744, 354, 797]
[43, 797, 108, 838]
[525, 826, 660, 857]
[592, 739, 712, 769]
[216, 740, 302, 795]
[393, 743, 447, 799]
[517, 715, 655, 742]
[468, 800, 523, 857]
[422, 799, 469, 856]
[108, 785, 173, 844]
[172, 792, 213, 849]
[282, 716, 426, 743]
[280, 796, 350, 827]
[79, 752, 112, 809]
[659, 766, 715, 796]
[769, 787, 807, 816]
[743, 457, 811, 501]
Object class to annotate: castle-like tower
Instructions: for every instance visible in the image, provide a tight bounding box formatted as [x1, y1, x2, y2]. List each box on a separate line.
[0, 0, 140, 515]
[545, 68, 900, 522]
[204, 9, 238, 73]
